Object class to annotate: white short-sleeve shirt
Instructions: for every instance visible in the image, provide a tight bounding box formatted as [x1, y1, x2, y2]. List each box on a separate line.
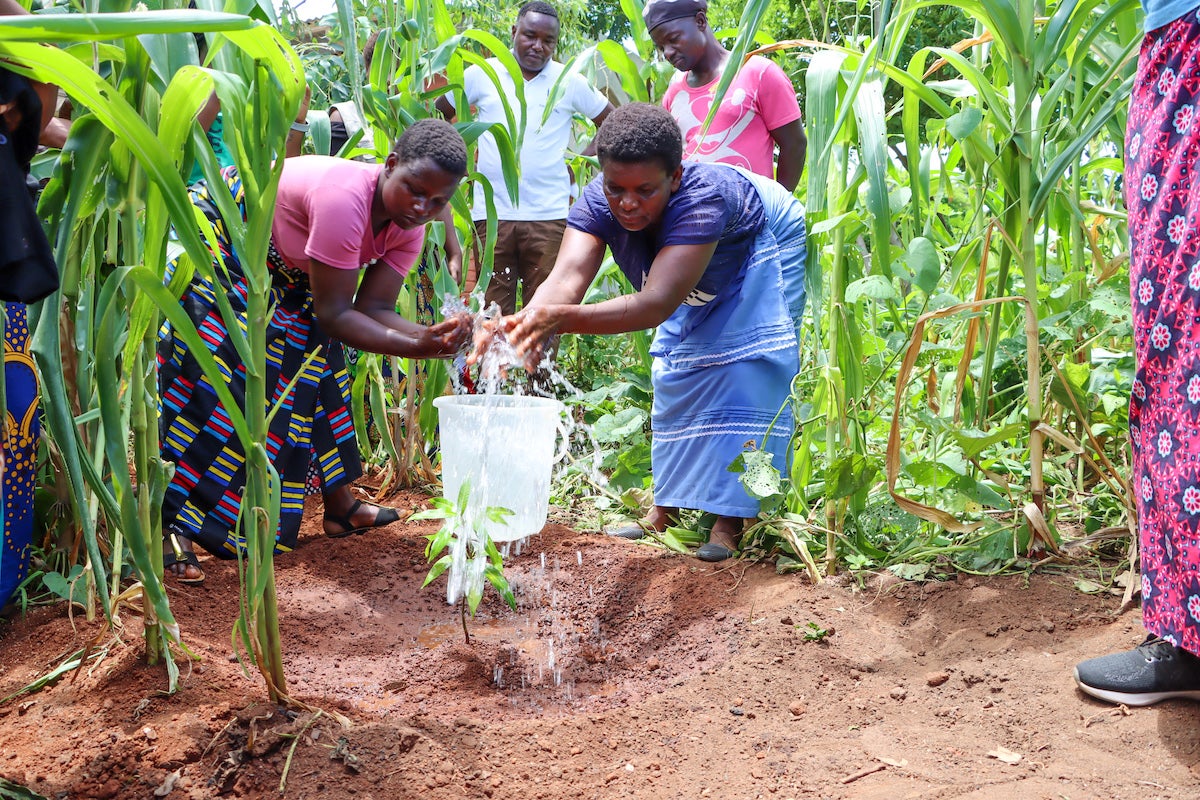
[451, 58, 608, 221]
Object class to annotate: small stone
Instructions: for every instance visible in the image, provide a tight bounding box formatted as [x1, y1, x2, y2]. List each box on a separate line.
[142, 726, 157, 741]
[730, 707, 745, 716]
[625, 763, 635, 772]
[788, 702, 806, 717]
[889, 687, 907, 701]
[780, 616, 794, 626]
[646, 657, 661, 671]
[926, 671, 950, 687]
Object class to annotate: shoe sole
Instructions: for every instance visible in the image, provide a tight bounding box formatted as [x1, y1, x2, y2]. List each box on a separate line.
[606, 526, 646, 540]
[1074, 668, 1200, 706]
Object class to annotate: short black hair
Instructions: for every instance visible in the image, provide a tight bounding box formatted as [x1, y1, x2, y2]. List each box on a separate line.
[594, 103, 683, 174]
[392, 118, 468, 177]
[517, 1, 558, 22]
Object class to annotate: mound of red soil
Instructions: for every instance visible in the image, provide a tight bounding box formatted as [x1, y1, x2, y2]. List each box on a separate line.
[1, 490, 1195, 799]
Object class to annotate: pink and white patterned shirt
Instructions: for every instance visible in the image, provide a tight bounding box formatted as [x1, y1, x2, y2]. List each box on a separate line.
[662, 55, 802, 180]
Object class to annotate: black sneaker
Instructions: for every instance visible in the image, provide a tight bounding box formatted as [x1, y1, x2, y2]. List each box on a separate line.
[1074, 635, 1200, 706]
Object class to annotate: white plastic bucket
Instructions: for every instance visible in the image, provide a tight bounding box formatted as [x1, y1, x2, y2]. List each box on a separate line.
[433, 395, 568, 542]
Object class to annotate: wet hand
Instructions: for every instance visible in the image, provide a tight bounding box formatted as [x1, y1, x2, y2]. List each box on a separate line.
[465, 316, 503, 367]
[429, 312, 472, 356]
[502, 306, 561, 373]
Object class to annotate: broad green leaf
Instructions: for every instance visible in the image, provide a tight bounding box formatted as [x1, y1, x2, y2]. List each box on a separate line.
[846, 274, 898, 304]
[907, 236, 941, 297]
[945, 106, 982, 140]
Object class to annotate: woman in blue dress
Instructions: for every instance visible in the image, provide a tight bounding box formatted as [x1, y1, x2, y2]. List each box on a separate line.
[498, 102, 806, 561]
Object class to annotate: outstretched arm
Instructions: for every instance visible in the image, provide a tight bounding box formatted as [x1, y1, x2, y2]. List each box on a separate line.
[308, 259, 469, 358]
[502, 228, 718, 368]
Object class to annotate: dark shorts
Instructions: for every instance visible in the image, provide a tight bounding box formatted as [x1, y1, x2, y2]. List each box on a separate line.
[472, 219, 566, 315]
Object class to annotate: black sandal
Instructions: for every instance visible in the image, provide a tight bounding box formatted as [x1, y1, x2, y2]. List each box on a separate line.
[324, 499, 401, 538]
[164, 532, 206, 585]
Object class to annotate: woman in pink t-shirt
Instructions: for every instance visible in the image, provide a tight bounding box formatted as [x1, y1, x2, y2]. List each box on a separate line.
[160, 119, 471, 583]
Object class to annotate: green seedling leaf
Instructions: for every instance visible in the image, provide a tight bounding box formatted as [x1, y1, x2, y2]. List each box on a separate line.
[592, 408, 647, 443]
[42, 566, 87, 607]
[485, 506, 514, 524]
[422, 555, 452, 588]
[948, 423, 1026, 459]
[826, 453, 880, 501]
[802, 622, 830, 642]
[950, 475, 1012, 511]
[1049, 359, 1092, 414]
[485, 567, 518, 610]
[845, 274, 898, 304]
[946, 106, 982, 139]
[906, 236, 941, 297]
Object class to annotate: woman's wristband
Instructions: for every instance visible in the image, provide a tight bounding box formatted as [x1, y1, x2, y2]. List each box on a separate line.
[290, 120, 309, 134]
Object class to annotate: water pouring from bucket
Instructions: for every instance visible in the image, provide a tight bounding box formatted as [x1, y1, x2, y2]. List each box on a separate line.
[433, 394, 570, 543]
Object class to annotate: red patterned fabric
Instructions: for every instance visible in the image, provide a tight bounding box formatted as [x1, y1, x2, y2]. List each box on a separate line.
[1126, 9, 1200, 657]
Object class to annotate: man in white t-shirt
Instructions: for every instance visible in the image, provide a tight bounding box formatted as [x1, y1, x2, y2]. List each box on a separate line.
[437, 0, 613, 315]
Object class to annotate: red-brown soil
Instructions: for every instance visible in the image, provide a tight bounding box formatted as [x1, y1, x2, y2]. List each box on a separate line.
[1, 488, 1197, 799]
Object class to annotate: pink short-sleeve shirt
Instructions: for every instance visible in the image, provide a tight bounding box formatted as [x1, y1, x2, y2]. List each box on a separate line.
[662, 56, 803, 179]
[271, 157, 424, 277]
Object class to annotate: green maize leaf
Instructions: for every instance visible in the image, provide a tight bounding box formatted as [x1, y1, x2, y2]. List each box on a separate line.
[0, 10, 255, 43]
[60, 41, 124, 64]
[0, 40, 238, 305]
[852, 76, 892, 278]
[620, 0, 651, 59]
[698, 0, 770, 136]
[95, 269, 180, 643]
[596, 40, 648, 103]
[125, 266, 248, 437]
[307, 108, 331, 156]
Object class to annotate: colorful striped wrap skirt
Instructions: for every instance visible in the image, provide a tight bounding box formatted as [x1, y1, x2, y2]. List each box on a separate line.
[1, 304, 40, 609]
[650, 170, 806, 518]
[1126, 9, 1200, 656]
[158, 169, 361, 558]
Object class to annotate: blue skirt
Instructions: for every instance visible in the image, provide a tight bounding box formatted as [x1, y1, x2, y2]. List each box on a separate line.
[650, 173, 806, 517]
[2, 304, 40, 608]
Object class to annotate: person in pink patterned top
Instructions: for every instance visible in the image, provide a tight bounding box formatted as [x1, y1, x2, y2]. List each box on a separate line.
[645, 0, 806, 191]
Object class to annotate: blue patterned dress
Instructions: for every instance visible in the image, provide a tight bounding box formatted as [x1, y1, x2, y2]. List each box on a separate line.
[2, 305, 40, 608]
[568, 163, 807, 516]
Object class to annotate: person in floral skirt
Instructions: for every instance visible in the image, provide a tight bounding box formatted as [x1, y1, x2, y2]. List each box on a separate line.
[1074, 0, 1200, 705]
